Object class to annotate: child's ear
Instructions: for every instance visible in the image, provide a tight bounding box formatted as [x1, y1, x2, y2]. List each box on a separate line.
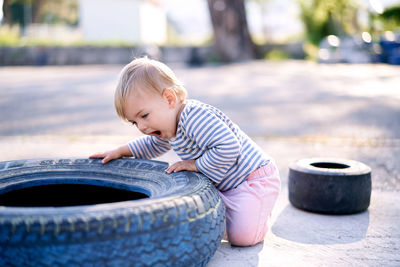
[162, 88, 177, 108]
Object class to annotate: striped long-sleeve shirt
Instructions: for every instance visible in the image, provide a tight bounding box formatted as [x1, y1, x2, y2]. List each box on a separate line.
[128, 99, 270, 191]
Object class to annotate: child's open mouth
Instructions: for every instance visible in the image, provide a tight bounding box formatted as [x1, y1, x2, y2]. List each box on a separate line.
[152, 131, 162, 137]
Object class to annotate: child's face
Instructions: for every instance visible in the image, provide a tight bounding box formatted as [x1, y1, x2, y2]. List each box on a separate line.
[124, 88, 180, 140]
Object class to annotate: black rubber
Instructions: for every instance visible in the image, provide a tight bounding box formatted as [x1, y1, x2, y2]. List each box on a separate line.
[0, 158, 225, 267]
[288, 158, 371, 214]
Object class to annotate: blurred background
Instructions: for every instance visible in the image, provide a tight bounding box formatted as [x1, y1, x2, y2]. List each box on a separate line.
[0, 0, 399, 65]
[0, 0, 399, 183]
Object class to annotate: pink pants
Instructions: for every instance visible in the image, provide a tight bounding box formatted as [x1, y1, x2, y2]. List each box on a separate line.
[218, 162, 281, 246]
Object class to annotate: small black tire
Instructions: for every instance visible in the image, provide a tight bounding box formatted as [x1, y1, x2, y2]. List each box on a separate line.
[0, 158, 225, 267]
[288, 158, 371, 214]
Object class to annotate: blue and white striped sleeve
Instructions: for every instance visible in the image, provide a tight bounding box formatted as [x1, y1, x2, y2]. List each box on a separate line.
[187, 108, 241, 184]
[128, 136, 171, 159]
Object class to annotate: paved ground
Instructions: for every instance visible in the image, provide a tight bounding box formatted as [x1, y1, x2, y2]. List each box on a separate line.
[1, 61, 399, 266]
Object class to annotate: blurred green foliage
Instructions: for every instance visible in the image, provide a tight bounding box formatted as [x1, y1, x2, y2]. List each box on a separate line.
[264, 49, 289, 60]
[0, 25, 135, 47]
[378, 4, 400, 29]
[298, 0, 400, 60]
[298, 0, 359, 47]
[0, 26, 19, 46]
[3, 0, 78, 27]
[297, 0, 360, 60]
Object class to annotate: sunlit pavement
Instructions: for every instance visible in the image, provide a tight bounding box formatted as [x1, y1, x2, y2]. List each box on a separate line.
[1, 61, 399, 266]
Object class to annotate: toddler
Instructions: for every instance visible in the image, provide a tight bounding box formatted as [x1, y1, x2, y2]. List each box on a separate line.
[90, 57, 280, 246]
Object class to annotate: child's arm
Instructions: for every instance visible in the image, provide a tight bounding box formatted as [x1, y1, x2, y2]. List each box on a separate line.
[91, 136, 171, 165]
[90, 144, 132, 164]
[128, 136, 171, 159]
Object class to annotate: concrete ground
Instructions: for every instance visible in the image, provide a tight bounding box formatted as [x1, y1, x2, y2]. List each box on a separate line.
[1, 61, 399, 266]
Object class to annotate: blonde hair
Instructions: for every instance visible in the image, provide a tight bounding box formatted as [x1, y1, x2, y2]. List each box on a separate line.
[114, 57, 187, 119]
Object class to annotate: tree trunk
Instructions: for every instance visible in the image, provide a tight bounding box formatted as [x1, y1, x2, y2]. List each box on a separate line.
[32, 0, 44, 24]
[207, 0, 256, 62]
[2, 0, 13, 25]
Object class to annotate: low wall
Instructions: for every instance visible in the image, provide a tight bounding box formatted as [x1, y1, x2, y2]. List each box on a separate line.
[0, 46, 138, 65]
[0, 43, 305, 66]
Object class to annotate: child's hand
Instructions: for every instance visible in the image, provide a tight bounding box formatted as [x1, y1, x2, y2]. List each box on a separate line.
[89, 145, 132, 164]
[89, 150, 121, 164]
[165, 159, 198, 174]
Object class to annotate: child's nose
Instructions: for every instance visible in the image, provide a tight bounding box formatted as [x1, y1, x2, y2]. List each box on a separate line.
[137, 122, 147, 132]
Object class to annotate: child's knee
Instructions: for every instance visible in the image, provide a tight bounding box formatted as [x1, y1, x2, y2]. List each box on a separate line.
[227, 223, 267, 247]
[228, 230, 261, 247]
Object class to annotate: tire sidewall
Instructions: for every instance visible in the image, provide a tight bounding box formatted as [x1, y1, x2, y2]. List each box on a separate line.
[0, 158, 225, 267]
[288, 158, 372, 214]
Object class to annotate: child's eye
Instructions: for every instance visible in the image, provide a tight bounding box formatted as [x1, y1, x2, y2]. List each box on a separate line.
[141, 113, 149, 119]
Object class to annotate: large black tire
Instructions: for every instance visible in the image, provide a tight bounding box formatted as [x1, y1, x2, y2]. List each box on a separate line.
[288, 158, 371, 214]
[0, 158, 225, 267]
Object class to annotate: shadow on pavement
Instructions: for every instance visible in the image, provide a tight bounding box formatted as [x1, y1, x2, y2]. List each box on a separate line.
[207, 240, 263, 266]
[272, 204, 369, 245]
